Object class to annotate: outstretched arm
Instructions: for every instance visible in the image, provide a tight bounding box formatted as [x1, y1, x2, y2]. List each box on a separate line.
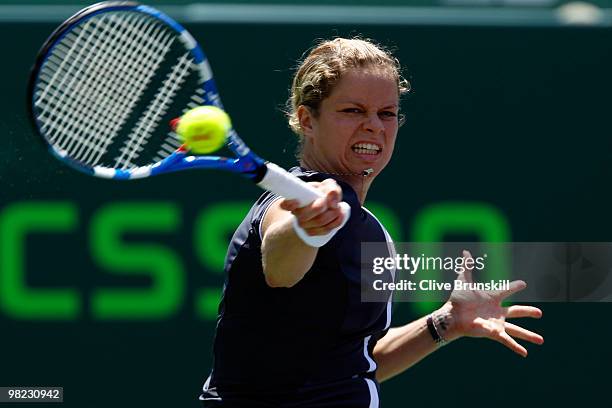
[261, 179, 345, 288]
[373, 250, 544, 382]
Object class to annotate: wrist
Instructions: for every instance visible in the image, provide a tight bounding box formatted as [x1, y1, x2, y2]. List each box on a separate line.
[291, 202, 351, 248]
[431, 302, 462, 343]
[291, 215, 333, 247]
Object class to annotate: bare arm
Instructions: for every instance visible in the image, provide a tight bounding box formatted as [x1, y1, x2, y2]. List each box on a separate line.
[373, 304, 454, 382]
[261, 179, 346, 288]
[374, 251, 544, 383]
[260, 200, 318, 287]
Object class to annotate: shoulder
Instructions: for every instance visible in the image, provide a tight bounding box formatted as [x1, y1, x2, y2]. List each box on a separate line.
[249, 191, 283, 242]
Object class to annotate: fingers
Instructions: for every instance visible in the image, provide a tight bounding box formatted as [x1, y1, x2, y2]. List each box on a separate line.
[495, 331, 528, 358]
[503, 305, 545, 348]
[504, 322, 544, 345]
[279, 199, 300, 212]
[494, 280, 527, 300]
[320, 178, 341, 208]
[458, 249, 474, 283]
[296, 204, 343, 231]
[292, 196, 330, 222]
[473, 314, 542, 358]
[302, 212, 344, 236]
[280, 179, 346, 236]
[504, 305, 543, 319]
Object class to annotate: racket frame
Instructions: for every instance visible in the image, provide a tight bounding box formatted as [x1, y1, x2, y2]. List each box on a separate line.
[27, 1, 266, 181]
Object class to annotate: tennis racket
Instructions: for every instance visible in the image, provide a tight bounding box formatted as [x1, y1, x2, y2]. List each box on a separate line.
[27, 1, 350, 219]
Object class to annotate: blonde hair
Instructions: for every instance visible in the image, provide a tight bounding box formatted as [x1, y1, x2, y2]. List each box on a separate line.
[287, 37, 410, 136]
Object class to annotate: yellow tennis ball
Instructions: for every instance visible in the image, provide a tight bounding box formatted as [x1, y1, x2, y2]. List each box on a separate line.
[175, 106, 231, 154]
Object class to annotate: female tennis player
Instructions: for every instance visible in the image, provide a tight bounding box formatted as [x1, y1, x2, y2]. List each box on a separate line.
[199, 37, 543, 407]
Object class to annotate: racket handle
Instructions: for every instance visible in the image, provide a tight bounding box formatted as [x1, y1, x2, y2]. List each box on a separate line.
[256, 162, 351, 247]
[257, 162, 321, 206]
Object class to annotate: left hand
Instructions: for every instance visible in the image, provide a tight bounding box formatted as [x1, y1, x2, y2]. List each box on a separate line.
[439, 250, 544, 357]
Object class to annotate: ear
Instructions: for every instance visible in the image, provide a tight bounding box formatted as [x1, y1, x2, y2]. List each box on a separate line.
[297, 105, 315, 138]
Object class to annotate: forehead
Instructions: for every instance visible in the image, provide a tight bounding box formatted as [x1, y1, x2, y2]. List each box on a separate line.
[328, 68, 399, 106]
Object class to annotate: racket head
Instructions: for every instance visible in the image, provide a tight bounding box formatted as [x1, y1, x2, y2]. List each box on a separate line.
[27, 1, 255, 179]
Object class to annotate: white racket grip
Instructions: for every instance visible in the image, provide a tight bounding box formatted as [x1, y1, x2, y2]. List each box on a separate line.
[256, 162, 351, 247]
[291, 201, 351, 247]
[257, 162, 322, 206]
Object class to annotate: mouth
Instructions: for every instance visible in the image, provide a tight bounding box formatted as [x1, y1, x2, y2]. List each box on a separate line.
[351, 142, 382, 156]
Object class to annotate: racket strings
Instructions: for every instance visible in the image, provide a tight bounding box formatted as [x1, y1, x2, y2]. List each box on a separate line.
[114, 51, 192, 169]
[51, 14, 156, 164]
[79, 17, 177, 167]
[35, 12, 181, 168]
[152, 87, 209, 162]
[37, 17, 113, 148]
[64, 14, 171, 166]
[37, 13, 155, 162]
[39, 15, 133, 147]
[35, 19, 97, 115]
[154, 134, 182, 163]
[39, 13, 172, 165]
[187, 88, 206, 109]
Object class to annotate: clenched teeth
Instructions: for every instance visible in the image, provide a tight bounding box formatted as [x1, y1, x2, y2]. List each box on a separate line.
[352, 143, 381, 155]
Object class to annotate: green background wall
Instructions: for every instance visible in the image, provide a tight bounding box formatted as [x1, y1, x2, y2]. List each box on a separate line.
[1, 7, 611, 408]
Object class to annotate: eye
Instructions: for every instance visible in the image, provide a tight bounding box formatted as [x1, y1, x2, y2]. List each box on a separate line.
[340, 108, 363, 113]
[379, 110, 398, 119]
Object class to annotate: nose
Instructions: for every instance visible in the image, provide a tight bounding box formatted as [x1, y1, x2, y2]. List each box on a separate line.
[363, 112, 384, 134]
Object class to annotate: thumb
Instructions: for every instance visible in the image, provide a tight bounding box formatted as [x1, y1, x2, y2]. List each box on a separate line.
[459, 249, 474, 283]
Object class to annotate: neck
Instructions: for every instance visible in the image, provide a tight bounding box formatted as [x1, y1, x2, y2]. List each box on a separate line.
[299, 157, 374, 204]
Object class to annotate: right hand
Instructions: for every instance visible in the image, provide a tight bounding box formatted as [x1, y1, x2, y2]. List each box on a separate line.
[279, 178, 347, 236]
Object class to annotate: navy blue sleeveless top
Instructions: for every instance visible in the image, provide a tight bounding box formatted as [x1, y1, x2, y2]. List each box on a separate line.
[200, 168, 394, 406]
